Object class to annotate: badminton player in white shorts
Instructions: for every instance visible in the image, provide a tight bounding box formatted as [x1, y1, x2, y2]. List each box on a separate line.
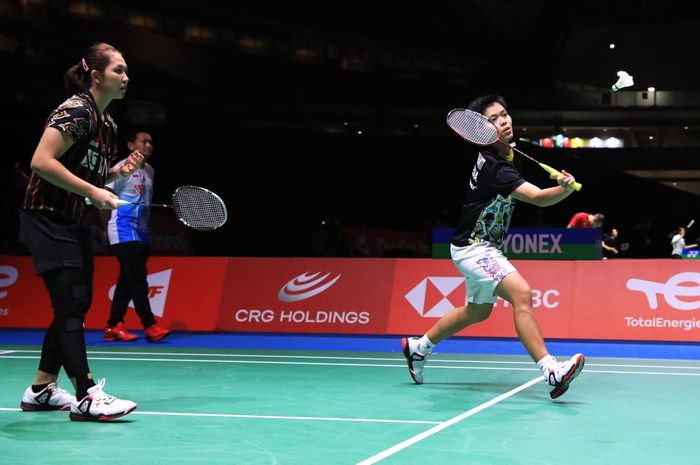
[402, 94, 585, 399]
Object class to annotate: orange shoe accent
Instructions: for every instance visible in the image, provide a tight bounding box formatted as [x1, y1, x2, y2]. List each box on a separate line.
[103, 322, 138, 342]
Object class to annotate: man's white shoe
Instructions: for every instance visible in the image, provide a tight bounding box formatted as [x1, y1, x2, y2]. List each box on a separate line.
[401, 337, 430, 384]
[20, 380, 75, 411]
[546, 353, 585, 399]
[69, 379, 137, 422]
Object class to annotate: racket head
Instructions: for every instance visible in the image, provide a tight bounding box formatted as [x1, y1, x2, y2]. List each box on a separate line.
[171, 185, 228, 231]
[446, 108, 500, 146]
[687, 219, 695, 229]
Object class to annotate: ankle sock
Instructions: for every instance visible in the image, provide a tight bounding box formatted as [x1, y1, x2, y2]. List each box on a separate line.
[537, 354, 557, 372]
[537, 354, 559, 384]
[76, 375, 96, 400]
[418, 335, 435, 353]
[31, 383, 49, 393]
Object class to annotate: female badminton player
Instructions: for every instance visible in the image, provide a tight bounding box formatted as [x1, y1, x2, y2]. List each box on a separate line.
[402, 95, 585, 399]
[19, 42, 139, 421]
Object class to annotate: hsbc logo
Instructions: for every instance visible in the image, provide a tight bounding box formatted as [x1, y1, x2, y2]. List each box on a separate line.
[405, 276, 559, 317]
[627, 272, 700, 311]
[108, 269, 172, 317]
[278, 272, 342, 302]
[405, 277, 465, 318]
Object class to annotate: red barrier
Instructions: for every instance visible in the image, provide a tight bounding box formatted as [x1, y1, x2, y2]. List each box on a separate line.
[0, 256, 227, 331]
[387, 259, 700, 342]
[2, 256, 699, 342]
[216, 258, 395, 334]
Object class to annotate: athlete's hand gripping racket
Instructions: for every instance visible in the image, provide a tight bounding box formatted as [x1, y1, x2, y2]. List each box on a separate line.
[446, 108, 582, 191]
[86, 185, 227, 231]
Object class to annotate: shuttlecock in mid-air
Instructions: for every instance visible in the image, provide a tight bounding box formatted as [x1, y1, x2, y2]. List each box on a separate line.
[612, 71, 634, 91]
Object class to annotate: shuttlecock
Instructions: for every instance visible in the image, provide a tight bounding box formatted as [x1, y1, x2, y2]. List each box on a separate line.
[612, 71, 634, 91]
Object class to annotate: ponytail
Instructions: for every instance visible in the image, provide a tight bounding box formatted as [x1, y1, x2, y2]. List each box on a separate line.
[64, 62, 91, 95]
[63, 42, 121, 95]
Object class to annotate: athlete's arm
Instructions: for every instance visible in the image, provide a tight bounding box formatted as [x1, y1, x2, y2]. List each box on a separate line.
[30, 127, 118, 209]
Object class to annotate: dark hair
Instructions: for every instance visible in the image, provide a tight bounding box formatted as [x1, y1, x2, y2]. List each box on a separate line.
[64, 42, 121, 95]
[467, 94, 508, 115]
[592, 213, 605, 224]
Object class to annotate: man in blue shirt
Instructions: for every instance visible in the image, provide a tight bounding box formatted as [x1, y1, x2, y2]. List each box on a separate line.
[104, 130, 170, 342]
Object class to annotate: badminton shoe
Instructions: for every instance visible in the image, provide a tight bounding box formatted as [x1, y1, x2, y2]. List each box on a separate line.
[20, 380, 75, 411]
[104, 322, 138, 342]
[546, 353, 585, 399]
[69, 379, 137, 422]
[145, 323, 170, 342]
[401, 337, 430, 384]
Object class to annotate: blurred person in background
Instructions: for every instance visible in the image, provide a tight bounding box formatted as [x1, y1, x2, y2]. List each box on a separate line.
[602, 227, 620, 259]
[103, 130, 170, 343]
[671, 226, 697, 259]
[567, 212, 604, 228]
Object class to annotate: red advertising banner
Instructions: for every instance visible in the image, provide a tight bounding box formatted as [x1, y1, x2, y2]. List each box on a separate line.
[2, 256, 699, 342]
[387, 259, 578, 338]
[0, 257, 52, 328]
[0, 256, 228, 331]
[216, 258, 395, 334]
[568, 260, 700, 341]
[387, 259, 700, 342]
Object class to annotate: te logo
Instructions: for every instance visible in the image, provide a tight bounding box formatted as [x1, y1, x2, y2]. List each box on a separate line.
[627, 272, 700, 311]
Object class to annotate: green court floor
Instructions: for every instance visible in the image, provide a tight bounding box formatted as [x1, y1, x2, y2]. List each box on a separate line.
[1, 345, 699, 465]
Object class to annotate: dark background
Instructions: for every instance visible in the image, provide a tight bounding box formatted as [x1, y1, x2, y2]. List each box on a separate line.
[1, 0, 699, 258]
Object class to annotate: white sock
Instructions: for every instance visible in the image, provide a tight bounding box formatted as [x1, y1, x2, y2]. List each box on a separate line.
[418, 335, 435, 353]
[536, 354, 557, 376]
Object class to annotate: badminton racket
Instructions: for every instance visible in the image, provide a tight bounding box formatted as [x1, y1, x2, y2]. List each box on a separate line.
[86, 185, 227, 231]
[687, 219, 695, 230]
[446, 108, 582, 191]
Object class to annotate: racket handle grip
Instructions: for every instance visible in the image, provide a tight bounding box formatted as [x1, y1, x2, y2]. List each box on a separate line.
[84, 197, 130, 206]
[539, 164, 582, 192]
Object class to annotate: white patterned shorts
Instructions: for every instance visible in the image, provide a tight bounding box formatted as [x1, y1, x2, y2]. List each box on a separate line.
[451, 241, 516, 304]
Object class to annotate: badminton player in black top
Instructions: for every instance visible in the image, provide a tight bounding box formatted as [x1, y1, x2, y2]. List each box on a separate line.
[402, 95, 585, 399]
[19, 42, 138, 421]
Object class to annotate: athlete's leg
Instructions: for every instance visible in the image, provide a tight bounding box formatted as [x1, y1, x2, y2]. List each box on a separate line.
[426, 302, 493, 344]
[494, 271, 547, 362]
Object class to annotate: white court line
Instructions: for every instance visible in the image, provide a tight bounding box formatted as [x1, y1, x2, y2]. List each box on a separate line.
[582, 369, 700, 376]
[356, 377, 543, 465]
[2, 349, 537, 364]
[0, 350, 15, 355]
[0, 407, 439, 424]
[4, 349, 700, 370]
[0, 355, 535, 371]
[2, 354, 700, 376]
[134, 411, 440, 424]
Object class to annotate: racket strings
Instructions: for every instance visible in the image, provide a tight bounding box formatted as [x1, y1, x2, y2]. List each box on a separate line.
[172, 186, 227, 231]
[446, 110, 499, 146]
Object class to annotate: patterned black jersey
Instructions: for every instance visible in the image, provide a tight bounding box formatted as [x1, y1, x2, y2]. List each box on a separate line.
[24, 92, 119, 225]
[451, 147, 525, 250]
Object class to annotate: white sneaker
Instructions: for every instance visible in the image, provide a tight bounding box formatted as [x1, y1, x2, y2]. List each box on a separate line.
[401, 337, 430, 384]
[545, 353, 585, 399]
[69, 379, 137, 422]
[20, 380, 76, 411]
